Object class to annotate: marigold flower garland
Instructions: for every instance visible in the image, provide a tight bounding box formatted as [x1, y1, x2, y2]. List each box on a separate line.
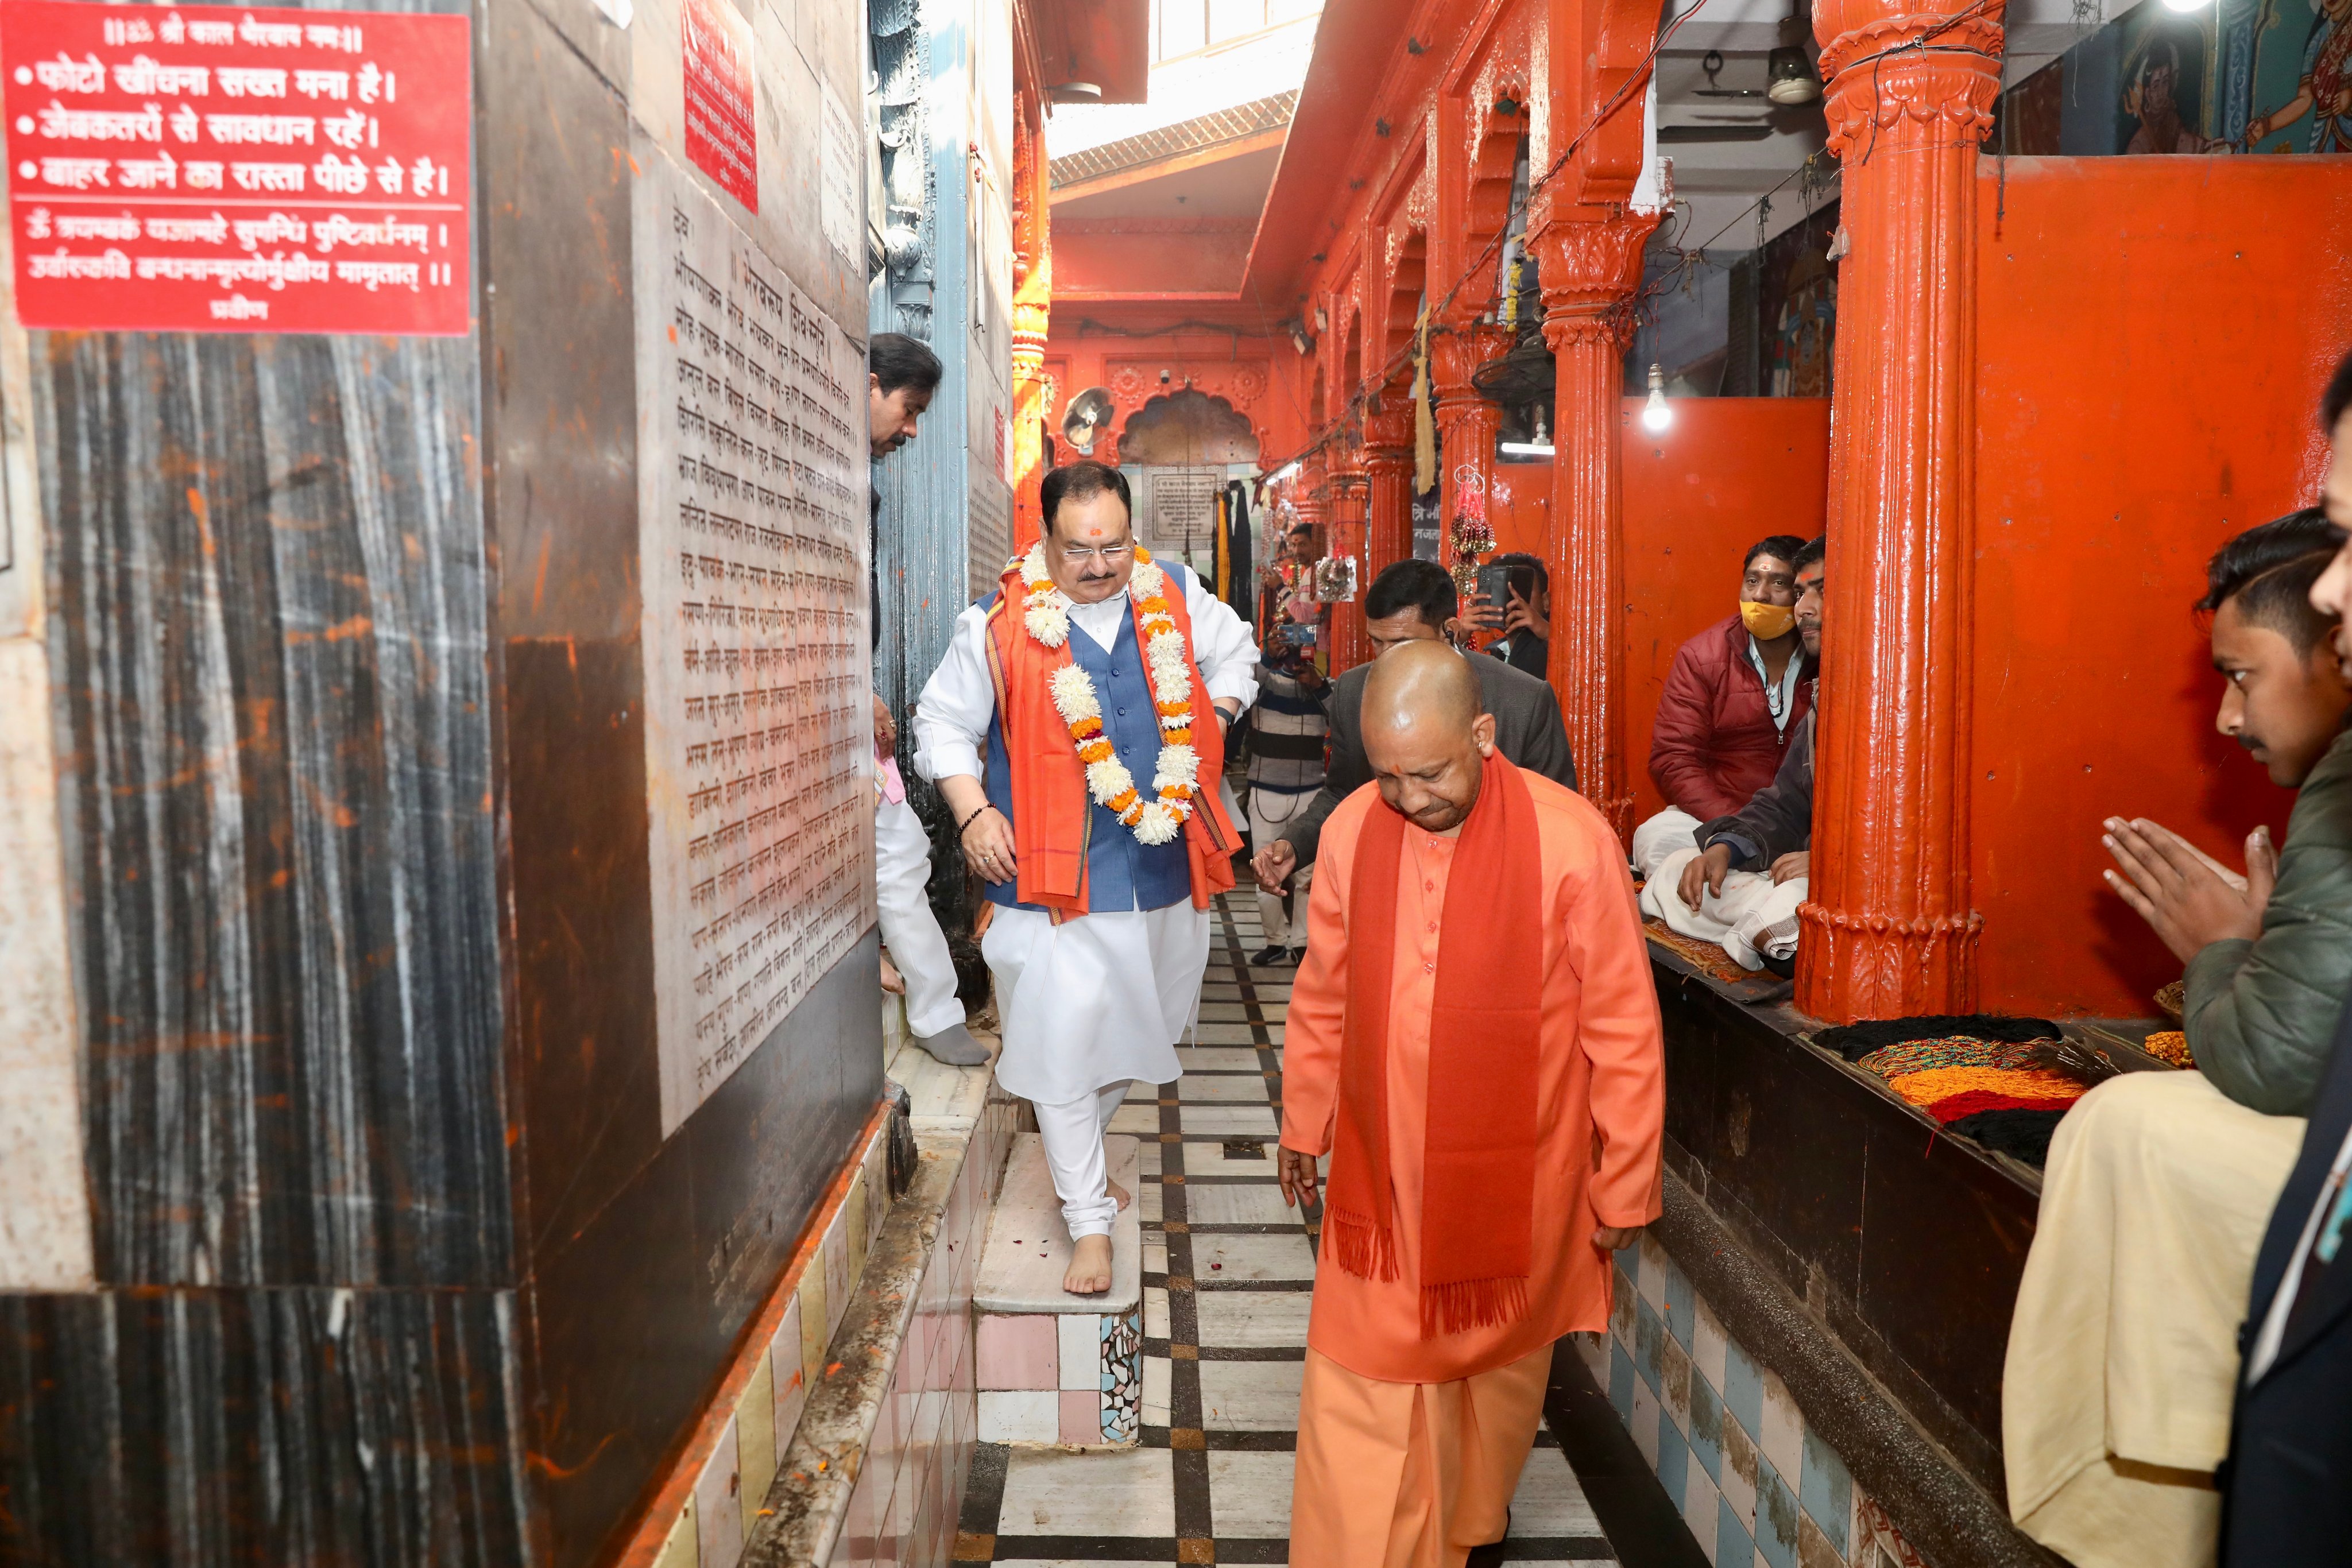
[1019, 544, 1200, 846]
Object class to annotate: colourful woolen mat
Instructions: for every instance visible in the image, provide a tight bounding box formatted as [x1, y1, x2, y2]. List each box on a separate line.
[1833, 1030, 2087, 1168]
[1881, 1064, 2084, 1121]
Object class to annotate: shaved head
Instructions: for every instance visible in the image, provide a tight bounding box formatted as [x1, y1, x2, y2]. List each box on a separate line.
[1363, 639, 1484, 735]
[1360, 642, 1495, 835]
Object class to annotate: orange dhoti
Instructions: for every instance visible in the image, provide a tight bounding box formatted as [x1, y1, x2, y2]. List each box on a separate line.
[1289, 1344, 1552, 1568]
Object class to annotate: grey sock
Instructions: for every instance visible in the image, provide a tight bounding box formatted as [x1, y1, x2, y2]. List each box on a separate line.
[915, 1021, 991, 1066]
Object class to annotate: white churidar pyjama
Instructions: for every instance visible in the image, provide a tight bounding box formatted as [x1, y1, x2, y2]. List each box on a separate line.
[982, 901, 1204, 1238]
[1032, 1081, 1135, 1240]
[873, 793, 968, 1039]
[1631, 807, 1805, 970]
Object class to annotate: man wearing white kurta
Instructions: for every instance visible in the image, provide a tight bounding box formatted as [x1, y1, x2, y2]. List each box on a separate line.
[915, 460, 1258, 1294]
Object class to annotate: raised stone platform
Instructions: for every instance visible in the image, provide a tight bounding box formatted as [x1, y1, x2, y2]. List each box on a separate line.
[972, 1132, 1144, 1447]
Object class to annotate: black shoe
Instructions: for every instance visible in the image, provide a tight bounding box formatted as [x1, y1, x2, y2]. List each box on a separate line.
[1289, 947, 1309, 965]
[1463, 1508, 1512, 1566]
[1250, 944, 1288, 966]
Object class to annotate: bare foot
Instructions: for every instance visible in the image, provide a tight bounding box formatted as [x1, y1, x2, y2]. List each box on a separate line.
[1106, 1178, 1132, 1211]
[1063, 1234, 1113, 1295]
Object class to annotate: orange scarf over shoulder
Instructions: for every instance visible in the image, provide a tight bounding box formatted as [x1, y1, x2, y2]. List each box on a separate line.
[1326, 750, 1545, 1336]
[984, 559, 1239, 916]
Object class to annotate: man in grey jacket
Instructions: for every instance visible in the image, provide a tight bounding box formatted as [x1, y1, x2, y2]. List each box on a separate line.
[1680, 536, 1824, 911]
[1250, 559, 1576, 895]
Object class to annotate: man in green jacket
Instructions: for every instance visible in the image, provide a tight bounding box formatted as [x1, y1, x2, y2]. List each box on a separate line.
[2103, 508, 2352, 1116]
[2002, 510, 2352, 1566]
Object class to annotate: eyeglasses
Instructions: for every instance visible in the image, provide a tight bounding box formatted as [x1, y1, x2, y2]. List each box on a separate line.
[1058, 544, 1135, 566]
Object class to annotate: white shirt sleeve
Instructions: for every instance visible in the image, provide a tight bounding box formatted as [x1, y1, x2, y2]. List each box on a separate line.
[912, 602, 997, 784]
[1181, 565, 1260, 711]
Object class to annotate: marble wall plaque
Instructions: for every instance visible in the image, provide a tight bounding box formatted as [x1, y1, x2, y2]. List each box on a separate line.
[635, 135, 874, 1136]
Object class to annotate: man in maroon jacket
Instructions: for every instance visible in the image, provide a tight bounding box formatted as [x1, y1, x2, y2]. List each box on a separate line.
[1647, 535, 1816, 822]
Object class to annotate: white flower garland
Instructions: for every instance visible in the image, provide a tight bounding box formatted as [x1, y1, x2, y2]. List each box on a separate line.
[1020, 544, 1201, 846]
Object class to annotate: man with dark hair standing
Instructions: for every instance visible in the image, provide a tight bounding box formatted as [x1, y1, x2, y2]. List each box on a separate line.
[1250, 557, 1576, 899]
[2006, 504, 2352, 1568]
[915, 460, 1258, 1294]
[865, 331, 987, 1066]
[1650, 534, 1815, 822]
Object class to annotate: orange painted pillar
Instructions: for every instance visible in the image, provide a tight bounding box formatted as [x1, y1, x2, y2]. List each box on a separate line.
[1010, 88, 1053, 551]
[1428, 321, 1512, 591]
[1326, 443, 1370, 672]
[1361, 402, 1415, 591]
[1796, 0, 2003, 1020]
[1531, 212, 1657, 843]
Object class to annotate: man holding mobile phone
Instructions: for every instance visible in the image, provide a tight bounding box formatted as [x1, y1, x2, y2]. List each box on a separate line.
[1464, 552, 1551, 675]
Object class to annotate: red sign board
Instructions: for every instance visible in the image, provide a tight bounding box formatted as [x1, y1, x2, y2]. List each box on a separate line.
[680, 0, 754, 212]
[0, 2, 470, 335]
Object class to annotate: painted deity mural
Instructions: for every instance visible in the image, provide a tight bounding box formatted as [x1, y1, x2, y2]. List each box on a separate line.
[2031, 0, 2352, 155]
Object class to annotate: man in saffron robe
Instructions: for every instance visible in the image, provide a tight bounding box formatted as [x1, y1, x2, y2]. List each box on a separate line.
[1276, 641, 1666, 1566]
[915, 460, 1259, 1294]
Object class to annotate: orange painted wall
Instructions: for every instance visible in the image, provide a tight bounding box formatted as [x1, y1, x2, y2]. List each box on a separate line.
[1621, 398, 1834, 826]
[1970, 156, 2352, 1019]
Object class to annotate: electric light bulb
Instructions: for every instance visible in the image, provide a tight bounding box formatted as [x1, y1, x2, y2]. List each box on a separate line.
[1641, 363, 1673, 434]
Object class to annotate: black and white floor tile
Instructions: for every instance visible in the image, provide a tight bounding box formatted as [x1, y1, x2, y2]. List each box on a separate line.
[953, 893, 1641, 1567]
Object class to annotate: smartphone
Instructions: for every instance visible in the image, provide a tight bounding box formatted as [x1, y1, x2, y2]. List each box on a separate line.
[1476, 562, 1534, 611]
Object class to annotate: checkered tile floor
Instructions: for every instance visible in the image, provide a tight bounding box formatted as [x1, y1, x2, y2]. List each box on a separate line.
[952, 893, 1624, 1566]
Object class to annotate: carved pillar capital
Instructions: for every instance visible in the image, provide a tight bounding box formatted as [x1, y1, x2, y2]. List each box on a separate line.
[1426, 320, 1514, 405]
[1816, 7, 2005, 160]
[1529, 210, 1659, 338]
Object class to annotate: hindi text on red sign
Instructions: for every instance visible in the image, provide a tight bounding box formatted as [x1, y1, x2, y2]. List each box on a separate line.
[680, 0, 755, 213]
[1, 1, 471, 334]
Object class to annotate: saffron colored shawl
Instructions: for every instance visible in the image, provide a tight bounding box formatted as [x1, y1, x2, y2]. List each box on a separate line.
[1325, 749, 1546, 1337]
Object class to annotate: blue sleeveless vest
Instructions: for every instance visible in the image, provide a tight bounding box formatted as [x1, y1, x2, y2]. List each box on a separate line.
[982, 567, 1200, 914]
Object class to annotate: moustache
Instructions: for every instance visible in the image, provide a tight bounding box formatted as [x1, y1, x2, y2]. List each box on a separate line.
[2237, 733, 2266, 754]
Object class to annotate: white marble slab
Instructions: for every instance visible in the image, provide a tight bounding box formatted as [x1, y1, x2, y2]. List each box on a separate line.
[887, 1029, 996, 1126]
[1194, 1291, 1314, 1348]
[1191, 1232, 1317, 1282]
[1196, 1359, 1303, 1431]
[0, 638, 95, 1289]
[974, 1133, 1142, 1314]
[997, 1445, 1177, 1535]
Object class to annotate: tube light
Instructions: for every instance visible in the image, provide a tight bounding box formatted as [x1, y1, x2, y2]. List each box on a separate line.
[1641, 363, 1673, 433]
[1500, 441, 1554, 456]
[1270, 460, 1301, 482]
[2160, 0, 2210, 10]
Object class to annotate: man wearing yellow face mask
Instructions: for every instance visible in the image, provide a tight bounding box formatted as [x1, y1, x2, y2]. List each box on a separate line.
[1649, 535, 1816, 822]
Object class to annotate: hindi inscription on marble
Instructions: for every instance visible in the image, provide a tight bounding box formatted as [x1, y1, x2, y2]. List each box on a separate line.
[636, 142, 872, 1135]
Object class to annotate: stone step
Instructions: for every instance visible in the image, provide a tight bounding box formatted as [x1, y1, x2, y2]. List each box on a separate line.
[972, 1131, 1144, 1447]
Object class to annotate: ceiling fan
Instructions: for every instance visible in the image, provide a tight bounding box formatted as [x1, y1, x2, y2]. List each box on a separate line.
[1660, 53, 1774, 141]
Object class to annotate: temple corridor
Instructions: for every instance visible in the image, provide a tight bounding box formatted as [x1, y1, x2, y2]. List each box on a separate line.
[949, 894, 1653, 1566]
[4, 0, 2349, 1554]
